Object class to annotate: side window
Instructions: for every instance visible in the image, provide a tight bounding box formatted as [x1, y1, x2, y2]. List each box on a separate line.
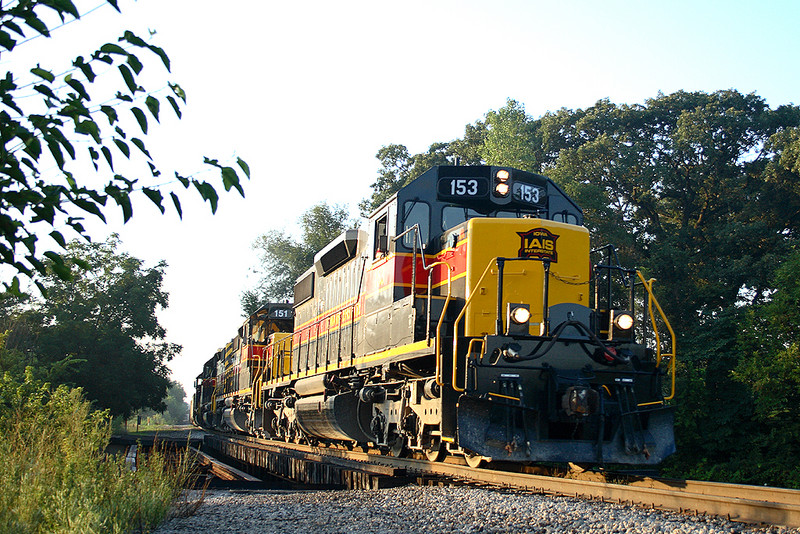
[402, 201, 429, 248]
[374, 214, 388, 260]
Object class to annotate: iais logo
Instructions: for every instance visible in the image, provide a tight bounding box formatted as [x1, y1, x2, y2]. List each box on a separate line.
[516, 228, 559, 262]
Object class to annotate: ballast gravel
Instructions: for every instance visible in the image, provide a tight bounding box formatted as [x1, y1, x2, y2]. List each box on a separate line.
[153, 485, 800, 534]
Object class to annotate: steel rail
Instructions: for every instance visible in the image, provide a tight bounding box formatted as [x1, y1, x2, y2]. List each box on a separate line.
[221, 436, 800, 528]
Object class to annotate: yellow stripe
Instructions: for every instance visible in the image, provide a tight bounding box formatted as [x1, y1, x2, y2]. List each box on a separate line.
[286, 340, 433, 381]
[488, 392, 520, 401]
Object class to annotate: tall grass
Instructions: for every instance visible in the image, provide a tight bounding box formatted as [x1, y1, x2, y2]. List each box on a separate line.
[0, 369, 193, 533]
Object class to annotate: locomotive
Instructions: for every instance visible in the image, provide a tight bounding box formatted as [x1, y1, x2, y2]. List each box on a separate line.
[192, 165, 676, 466]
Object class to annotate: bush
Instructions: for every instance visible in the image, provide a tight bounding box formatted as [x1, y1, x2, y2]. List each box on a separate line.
[0, 370, 192, 533]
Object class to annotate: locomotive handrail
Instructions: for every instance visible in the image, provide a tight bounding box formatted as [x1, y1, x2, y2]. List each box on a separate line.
[426, 261, 453, 387]
[637, 271, 676, 402]
[393, 224, 455, 387]
[451, 258, 498, 392]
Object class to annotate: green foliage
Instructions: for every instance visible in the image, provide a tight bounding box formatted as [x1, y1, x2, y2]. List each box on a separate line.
[0, 0, 249, 294]
[1, 236, 178, 417]
[481, 99, 540, 172]
[359, 125, 486, 215]
[242, 202, 351, 313]
[0, 371, 191, 533]
[138, 380, 190, 425]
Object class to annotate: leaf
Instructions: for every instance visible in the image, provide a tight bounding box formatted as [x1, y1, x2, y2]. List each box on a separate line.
[175, 172, 190, 188]
[53, 0, 80, 19]
[105, 186, 133, 222]
[0, 30, 16, 52]
[72, 197, 107, 222]
[131, 107, 148, 134]
[147, 162, 161, 177]
[22, 135, 42, 159]
[50, 230, 67, 248]
[48, 128, 76, 160]
[131, 137, 151, 159]
[121, 30, 147, 48]
[221, 166, 244, 196]
[237, 157, 251, 179]
[23, 13, 50, 37]
[51, 261, 73, 281]
[6, 277, 21, 296]
[170, 83, 186, 102]
[142, 187, 165, 214]
[118, 64, 137, 94]
[148, 44, 171, 71]
[64, 172, 77, 190]
[170, 192, 183, 219]
[145, 95, 160, 122]
[34, 84, 59, 101]
[88, 146, 99, 170]
[100, 43, 128, 56]
[106, 0, 120, 12]
[193, 180, 219, 213]
[73, 56, 96, 82]
[4, 21, 24, 38]
[127, 53, 143, 75]
[46, 138, 65, 169]
[166, 95, 182, 118]
[44, 250, 65, 265]
[75, 120, 101, 143]
[27, 255, 46, 275]
[100, 105, 118, 125]
[101, 146, 113, 170]
[31, 66, 55, 83]
[65, 75, 90, 100]
[113, 138, 130, 158]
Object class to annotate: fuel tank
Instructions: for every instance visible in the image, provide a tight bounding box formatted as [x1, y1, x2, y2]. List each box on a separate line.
[294, 393, 375, 442]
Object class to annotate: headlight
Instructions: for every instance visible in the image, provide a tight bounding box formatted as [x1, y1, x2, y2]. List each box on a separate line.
[510, 306, 531, 324]
[493, 169, 510, 197]
[613, 312, 634, 330]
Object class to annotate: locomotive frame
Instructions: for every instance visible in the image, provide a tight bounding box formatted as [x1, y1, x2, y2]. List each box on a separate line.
[192, 165, 677, 467]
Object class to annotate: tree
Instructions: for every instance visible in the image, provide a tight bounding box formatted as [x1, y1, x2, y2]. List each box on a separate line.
[138, 380, 189, 425]
[481, 99, 540, 172]
[242, 202, 350, 314]
[359, 123, 487, 216]
[0, 0, 249, 295]
[4, 236, 178, 418]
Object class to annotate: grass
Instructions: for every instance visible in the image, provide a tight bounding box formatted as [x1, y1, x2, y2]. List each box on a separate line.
[0, 370, 197, 534]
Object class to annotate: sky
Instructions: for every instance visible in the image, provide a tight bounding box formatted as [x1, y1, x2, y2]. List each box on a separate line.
[4, 0, 799, 397]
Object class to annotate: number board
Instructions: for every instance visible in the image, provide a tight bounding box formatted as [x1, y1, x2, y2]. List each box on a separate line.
[270, 308, 293, 319]
[437, 177, 489, 200]
[511, 181, 546, 207]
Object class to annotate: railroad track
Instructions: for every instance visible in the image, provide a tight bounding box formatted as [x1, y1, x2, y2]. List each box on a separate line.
[204, 434, 800, 528]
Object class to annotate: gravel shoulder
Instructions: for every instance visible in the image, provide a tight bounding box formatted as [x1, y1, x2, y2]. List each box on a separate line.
[154, 485, 800, 534]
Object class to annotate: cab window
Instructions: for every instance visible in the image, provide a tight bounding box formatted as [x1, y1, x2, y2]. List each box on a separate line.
[373, 214, 388, 259]
[402, 201, 429, 249]
[442, 206, 480, 231]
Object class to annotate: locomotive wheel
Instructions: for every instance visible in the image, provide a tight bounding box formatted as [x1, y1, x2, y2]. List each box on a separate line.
[423, 439, 444, 462]
[464, 451, 490, 468]
[389, 434, 406, 457]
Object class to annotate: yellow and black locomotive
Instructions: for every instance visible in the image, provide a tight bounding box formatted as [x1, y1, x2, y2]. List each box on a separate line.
[192, 165, 676, 466]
